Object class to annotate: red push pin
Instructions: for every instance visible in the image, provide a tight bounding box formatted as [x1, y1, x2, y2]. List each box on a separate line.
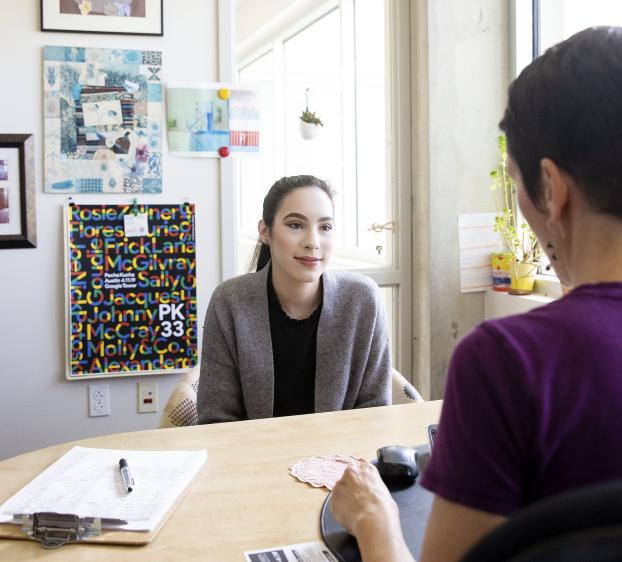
[218, 146, 230, 158]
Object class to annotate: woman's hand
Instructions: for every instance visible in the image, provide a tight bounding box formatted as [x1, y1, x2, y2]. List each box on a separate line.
[330, 461, 400, 537]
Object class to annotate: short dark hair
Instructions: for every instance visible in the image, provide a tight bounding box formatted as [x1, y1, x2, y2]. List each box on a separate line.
[499, 26, 622, 217]
[249, 175, 335, 272]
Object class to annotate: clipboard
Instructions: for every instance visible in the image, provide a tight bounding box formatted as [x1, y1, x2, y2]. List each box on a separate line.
[0, 447, 208, 548]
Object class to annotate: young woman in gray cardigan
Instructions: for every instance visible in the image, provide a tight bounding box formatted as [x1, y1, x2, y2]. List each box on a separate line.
[197, 175, 391, 423]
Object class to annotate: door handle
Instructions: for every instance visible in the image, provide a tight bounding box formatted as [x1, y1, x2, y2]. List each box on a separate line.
[368, 220, 396, 233]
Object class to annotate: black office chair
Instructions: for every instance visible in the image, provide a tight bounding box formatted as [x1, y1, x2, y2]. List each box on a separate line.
[460, 480, 622, 562]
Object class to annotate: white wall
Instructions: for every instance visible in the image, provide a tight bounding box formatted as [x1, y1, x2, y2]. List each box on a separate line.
[0, 0, 514, 457]
[426, 0, 511, 398]
[0, 0, 220, 460]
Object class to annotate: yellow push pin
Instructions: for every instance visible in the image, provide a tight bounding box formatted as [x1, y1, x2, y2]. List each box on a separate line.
[218, 88, 231, 100]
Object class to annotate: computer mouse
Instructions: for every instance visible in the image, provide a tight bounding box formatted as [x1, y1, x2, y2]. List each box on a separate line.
[376, 445, 419, 485]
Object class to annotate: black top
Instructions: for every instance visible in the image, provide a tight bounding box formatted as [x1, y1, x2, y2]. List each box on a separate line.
[268, 271, 322, 417]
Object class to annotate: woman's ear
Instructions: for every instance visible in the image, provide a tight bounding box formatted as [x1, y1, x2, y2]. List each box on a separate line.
[540, 158, 569, 236]
[258, 220, 270, 244]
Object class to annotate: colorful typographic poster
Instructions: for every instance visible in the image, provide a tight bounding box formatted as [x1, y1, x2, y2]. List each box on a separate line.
[43, 46, 163, 194]
[166, 82, 260, 157]
[66, 203, 197, 379]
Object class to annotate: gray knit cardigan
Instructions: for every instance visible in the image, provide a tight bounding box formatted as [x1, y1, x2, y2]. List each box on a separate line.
[197, 265, 391, 423]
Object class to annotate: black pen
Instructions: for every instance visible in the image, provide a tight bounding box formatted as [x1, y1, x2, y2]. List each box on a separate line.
[119, 458, 135, 493]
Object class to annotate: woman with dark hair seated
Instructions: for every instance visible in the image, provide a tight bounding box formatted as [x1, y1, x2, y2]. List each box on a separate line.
[197, 175, 391, 423]
[331, 26, 622, 562]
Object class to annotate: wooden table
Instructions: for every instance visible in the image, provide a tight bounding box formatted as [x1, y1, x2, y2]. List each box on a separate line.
[0, 401, 442, 561]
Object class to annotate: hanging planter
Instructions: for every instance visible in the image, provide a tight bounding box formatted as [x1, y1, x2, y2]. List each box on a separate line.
[299, 119, 322, 140]
[299, 88, 323, 140]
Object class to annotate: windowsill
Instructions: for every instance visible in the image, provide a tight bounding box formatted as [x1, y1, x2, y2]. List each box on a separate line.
[533, 274, 563, 298]
[484, 275, 562, 320]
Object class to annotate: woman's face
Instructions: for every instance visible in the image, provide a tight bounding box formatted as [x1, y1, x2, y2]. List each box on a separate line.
[260, 186, 334, 286]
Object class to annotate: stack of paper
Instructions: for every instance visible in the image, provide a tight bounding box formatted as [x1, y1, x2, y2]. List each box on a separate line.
[0, 446, 207, 531]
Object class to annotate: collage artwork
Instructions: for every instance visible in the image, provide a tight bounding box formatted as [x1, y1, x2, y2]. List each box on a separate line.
[43, 46, 163, 194]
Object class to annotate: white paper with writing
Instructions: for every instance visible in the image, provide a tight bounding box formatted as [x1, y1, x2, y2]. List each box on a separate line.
[123, 212, 149, 237]
[0, 446, 207, 531]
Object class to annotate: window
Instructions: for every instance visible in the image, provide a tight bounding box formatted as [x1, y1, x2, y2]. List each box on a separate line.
[232, 0, 413, 374]
[236, 0, 392, 274]
[514, 0, 622, 77]
[538, 0, 622, 54]
[513, 1, 622, 285]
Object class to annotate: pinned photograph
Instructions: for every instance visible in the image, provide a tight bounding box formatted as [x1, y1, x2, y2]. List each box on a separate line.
[167, 83, 260, 157]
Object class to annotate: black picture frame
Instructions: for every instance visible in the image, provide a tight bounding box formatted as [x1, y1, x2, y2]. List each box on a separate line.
[41, 0, 163, 36]
[0, 135, 36, 249]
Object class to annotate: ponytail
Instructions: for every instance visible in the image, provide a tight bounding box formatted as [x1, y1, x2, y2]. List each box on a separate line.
[249, 241, 271, 272]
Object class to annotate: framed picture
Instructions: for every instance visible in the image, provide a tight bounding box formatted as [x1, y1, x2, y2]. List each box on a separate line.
[0, 135, 36, 249]
[41, 0, 163, 36]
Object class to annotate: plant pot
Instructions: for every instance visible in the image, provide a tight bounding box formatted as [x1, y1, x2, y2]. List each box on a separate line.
[509, 262, 538, 295]
[299, 120, 321, 140]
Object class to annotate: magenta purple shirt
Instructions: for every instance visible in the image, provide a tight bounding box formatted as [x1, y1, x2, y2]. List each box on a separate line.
[421, 283, 622, 515]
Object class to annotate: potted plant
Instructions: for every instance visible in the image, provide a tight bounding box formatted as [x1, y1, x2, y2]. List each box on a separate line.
[490, 135, 543, 295]
[299, 88, 323, 140]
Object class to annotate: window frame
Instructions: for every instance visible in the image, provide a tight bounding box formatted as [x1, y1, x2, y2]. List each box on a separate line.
[234, 0, 392, 271]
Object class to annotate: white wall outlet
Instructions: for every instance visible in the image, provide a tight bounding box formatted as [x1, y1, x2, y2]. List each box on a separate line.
[88, 384, 110, 417]
[137, 381, 158, 413]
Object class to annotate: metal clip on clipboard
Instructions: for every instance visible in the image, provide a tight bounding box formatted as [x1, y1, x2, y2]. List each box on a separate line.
[16, 512, 127, 549]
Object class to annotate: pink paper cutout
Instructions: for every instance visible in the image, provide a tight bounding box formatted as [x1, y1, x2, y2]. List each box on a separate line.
[289, 455, 366, 491]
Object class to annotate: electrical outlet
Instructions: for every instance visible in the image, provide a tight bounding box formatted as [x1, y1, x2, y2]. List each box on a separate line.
[137, 381, 158, 413]
[88, 384, 110, 417]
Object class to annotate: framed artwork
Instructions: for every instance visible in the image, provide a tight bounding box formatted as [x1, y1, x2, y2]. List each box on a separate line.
[0, 134, 36, 249]
[41, 0, 163, 36]
[43, 46, 163, 194]
[65, 202, 198, 379]
[167, 82, 260, 157]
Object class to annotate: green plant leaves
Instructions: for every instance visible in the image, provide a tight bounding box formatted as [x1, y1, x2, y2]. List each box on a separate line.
[491, 134, 543, 265]
[300, 108, 324, 126]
